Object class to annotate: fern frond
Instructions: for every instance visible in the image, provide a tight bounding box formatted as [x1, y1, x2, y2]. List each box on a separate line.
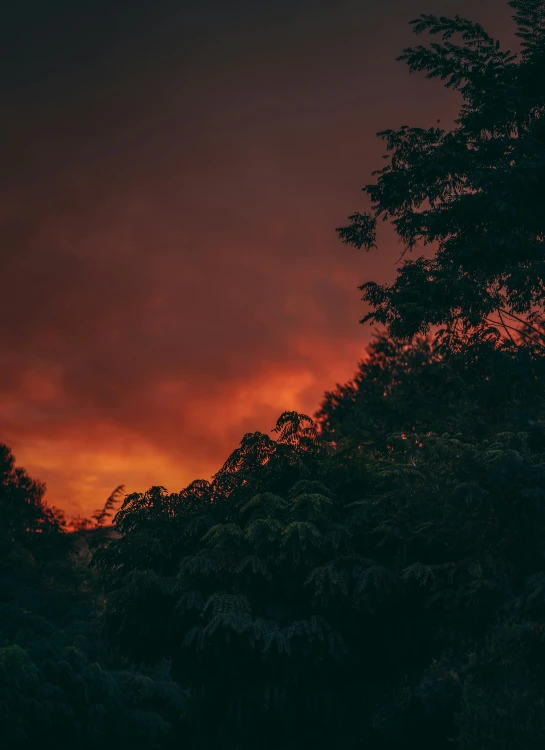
[178, 553, 222, 577]
[231, 555, 271, 579]
[201, 523, 245, 549]
[245, 518, 284, 545]
[323, 522, 352, 549]
[289, 493, 334, 522]
[353, 563, 397, 608]
[305, 562, 350, 601]
[175, 589, 205, 613]
[202, 593, 252, 618]
[280, 521, 323, 551]
[239, 493, 287, 519]
[401, 561, 456, 588]
[288, 480, 335, 500]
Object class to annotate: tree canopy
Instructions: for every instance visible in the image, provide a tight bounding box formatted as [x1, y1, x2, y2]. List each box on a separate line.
[337, 0, 545, 345]
[91, 4, 545, 748]
[93, 388, 545, 749]
[0, 445, 188, 749]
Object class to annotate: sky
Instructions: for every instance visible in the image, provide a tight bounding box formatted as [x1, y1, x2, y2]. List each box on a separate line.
[1, 0, 515, 519]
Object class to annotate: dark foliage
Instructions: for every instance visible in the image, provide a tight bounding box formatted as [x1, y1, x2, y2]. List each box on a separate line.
[94, 380, 545, 750]
[316, 329, 545, 445]
[5, 2, 545, 749]
[0, 445, 187, 749]
[93, 4, 545, 748]
[337, 0, 545, 346]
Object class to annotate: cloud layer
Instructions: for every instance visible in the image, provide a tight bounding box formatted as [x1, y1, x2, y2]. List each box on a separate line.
[0, 0, 514, 516]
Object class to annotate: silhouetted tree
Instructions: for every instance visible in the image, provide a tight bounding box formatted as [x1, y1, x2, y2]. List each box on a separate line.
[337, 0, 545, 347]
[94, 5, 545, 750]
[0, 445, 187, 749]
[94, 397, 545, 749]
[316, 329, 545, 446]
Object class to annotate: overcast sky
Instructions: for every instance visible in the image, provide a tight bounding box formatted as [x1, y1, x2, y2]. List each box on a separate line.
[0, 0, 516, 517]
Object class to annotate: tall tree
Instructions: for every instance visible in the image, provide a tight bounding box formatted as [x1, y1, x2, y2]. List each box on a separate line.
[337, 0, 545, 346]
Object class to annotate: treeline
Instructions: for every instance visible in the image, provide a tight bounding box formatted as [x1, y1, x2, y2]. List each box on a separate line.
[3, 1, 545, 747]
[4, 329, 545, 748]
[92, 334, 545, 749]
[0, 444, 188, 749]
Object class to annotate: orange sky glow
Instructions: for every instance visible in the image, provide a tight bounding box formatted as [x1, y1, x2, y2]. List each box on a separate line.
[1, 0, 515, 519]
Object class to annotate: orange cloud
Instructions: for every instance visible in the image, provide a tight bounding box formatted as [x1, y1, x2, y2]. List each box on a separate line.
[1, 0, 514, 519]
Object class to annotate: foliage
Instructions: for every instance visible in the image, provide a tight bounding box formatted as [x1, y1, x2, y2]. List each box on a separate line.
[94, 394, 545, 749]
[0, 445, 187, 749]
[337, 0, 545, 345]
[6, 3, 545, 749]
[89, 5, 545, 749]
[316, 329, 545, 444]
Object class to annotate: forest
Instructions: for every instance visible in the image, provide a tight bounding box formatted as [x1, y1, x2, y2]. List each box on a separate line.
[2, 1, 545, 747]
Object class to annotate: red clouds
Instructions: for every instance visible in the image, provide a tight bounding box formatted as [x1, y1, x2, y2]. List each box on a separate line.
[0, 0, 514, 517]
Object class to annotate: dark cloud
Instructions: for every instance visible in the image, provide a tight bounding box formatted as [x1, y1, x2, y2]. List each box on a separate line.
[0, 0, 515, 515]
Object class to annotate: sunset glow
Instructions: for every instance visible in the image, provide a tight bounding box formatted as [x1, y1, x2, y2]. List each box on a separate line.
[1, 0, 514, 518]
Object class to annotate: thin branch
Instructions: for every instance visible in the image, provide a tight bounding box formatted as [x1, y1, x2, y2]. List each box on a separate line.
[499, 308, 545, 342]
[497, 309, 515, 343]
[485, 317, 543, 347]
